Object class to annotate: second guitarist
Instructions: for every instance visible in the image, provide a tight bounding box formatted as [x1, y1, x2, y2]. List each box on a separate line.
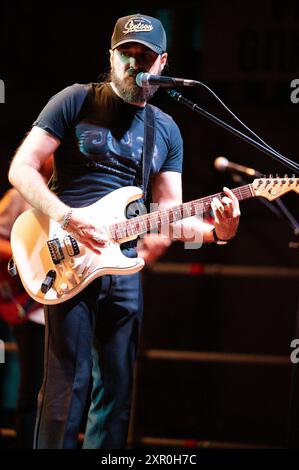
[0, 187, 45, 448]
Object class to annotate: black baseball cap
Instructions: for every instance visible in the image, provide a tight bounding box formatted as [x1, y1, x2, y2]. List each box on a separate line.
[111, 13, 167, 55]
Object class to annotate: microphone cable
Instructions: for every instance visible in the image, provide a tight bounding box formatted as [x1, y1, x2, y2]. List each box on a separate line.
[168, 80, 299, 173]
[196, 80, 296, 168]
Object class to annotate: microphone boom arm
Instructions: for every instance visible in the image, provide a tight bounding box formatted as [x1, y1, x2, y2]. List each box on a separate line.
[167, 90, 299, 174]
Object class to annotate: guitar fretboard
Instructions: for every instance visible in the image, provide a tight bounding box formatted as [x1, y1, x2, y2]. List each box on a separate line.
[109, 184, 253, 241]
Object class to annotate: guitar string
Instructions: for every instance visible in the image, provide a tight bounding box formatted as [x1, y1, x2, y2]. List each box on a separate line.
[109, 179, 299, 240]
[109, 185, 253, 240]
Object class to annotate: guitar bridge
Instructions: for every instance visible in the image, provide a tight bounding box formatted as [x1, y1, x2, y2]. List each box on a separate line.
[47, 238, 65, 265]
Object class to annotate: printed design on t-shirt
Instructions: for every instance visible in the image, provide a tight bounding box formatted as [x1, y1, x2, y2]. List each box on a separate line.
[73, 120, 170, 181]
[76, 122, 144, 173]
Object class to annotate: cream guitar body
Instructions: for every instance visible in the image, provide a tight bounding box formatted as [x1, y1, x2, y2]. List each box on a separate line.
[11, 186, 144, 305]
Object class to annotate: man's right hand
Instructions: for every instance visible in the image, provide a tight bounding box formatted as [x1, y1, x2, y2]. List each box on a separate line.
[64, 208, 108, 254]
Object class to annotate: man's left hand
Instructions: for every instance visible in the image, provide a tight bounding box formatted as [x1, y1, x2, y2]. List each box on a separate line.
[211, 187, 240, 241]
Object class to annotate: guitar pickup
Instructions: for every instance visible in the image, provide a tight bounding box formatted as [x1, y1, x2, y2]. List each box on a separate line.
[41, 270, 56, 294]
[64, 235, 80, 256]
[47, 238, 65, 265]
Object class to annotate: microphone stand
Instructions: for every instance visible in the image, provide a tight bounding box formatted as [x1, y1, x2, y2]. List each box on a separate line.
[167, 89, 299, 447]
[167, 89, 299, 234]
[167, 90, 299, 174]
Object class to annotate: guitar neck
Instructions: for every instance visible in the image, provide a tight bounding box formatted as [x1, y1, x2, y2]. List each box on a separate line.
[109, 183, 254, 241]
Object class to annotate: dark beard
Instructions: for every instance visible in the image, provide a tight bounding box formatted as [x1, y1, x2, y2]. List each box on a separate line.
[110, 68, 159, 103]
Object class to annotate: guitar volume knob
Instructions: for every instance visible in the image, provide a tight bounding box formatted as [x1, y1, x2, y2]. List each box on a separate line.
[41, 270, 56, 294]
[59, 283, 68, 292]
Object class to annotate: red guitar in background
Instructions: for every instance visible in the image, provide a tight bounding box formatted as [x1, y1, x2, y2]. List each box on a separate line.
[0, 156, 54, 324]
[0, 190, 41, 324]
[0, 255, 37, 325]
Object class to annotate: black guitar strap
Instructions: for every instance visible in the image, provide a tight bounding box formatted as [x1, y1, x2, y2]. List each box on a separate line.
[142, 104, 156, 201]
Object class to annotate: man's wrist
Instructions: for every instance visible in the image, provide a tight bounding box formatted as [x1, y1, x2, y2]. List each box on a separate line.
[212, 228, 229, 245]
[60, 208, 73, 230]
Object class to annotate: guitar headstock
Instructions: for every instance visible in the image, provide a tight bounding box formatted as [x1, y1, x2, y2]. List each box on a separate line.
[252, 176, 299, 201]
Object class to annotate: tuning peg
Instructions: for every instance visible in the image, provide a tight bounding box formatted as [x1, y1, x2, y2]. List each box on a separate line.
[284, 174, 288, 178]
[269, 174, 273, 178]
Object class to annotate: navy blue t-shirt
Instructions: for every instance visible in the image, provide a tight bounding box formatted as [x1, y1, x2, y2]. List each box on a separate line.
[33, 82, 183, 207]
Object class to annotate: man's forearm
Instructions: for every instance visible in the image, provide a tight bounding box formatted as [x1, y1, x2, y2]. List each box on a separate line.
[8, 162, 68, 223]
[170, 217, 214, 245]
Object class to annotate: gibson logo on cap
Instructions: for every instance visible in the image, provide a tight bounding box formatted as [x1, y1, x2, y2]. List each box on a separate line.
[123, 18, 153, 35]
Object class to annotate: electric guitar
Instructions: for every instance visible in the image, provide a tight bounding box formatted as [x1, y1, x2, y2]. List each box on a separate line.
[10, 177, 299, 305]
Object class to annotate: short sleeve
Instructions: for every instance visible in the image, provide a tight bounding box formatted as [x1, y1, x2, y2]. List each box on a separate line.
[33, 83, 89, 141]
[160, 119, 183, 173]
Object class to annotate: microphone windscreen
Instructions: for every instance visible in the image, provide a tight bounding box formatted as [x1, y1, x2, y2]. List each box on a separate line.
[135, 73, 143, 87]
[136, 72, 150, 87]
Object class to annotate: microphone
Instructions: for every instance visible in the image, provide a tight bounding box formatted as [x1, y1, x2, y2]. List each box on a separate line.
[214, 156, 262, 177]
[136, 72, 200, 88]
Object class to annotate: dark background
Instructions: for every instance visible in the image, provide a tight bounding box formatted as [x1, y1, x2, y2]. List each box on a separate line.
[1, 0, 299, 448]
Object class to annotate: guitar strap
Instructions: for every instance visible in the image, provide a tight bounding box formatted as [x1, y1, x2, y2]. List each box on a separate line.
[142, 104, 156, 201]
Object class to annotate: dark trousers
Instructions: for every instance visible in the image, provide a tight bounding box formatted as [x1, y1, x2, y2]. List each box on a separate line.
[34, 264, 143, 449]
[13, 321, 45, 448]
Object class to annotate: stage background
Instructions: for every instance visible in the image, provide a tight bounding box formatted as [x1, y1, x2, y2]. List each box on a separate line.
[1, 0, 299, 448]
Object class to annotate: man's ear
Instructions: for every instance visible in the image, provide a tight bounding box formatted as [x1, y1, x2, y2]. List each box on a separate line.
[161, 52, 168, 71]
[109, 49, 114, 67]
